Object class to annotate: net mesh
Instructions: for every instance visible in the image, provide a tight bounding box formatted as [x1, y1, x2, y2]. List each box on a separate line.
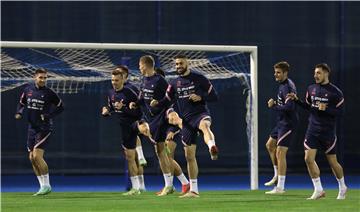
[1, 48, 250, 93]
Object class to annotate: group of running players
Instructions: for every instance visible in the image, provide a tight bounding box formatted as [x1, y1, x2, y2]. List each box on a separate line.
[15, 56, 347, 199]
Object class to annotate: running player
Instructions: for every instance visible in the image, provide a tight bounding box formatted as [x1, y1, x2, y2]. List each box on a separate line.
[131, 55, 175, 196]
[154, 67, 190, 195]
[102, 69, 151, 195]
[15, 68, 64, 196]
[287, 63, 348, 200]
[265, 61, 298, 194]
[152, 55, 219, 198]
[115, 65, 147, 191]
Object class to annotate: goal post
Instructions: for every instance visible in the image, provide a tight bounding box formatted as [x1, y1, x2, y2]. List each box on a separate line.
[1, 41, 258, 190]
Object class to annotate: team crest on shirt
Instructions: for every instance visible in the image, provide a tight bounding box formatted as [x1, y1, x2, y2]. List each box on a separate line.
[177, 81, 181, 86]
[27, 91, 33, 96]
[311, 89, 316, 95]
[325, 93, 328, 97]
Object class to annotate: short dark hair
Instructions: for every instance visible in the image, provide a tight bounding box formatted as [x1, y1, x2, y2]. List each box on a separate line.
[315, 63, 331, 73]
[274, 61, 290, 73]
[111, 69, 123, 77]
[175, 54, 188, 60]
[115, 65, 129, 78]
[34, 68, 48, 75]
[140, 55, 155, 68]
[155, 67, 165, 77]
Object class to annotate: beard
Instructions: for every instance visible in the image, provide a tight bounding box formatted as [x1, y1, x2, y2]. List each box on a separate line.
[37, 82, 46, 87]
[176, 67, 187, 75]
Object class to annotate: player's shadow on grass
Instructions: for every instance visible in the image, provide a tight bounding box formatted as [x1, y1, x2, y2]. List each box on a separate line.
[37, 192, 136, 200]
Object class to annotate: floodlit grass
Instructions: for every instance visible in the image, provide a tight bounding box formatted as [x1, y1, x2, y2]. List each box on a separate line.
[2, 189, 359, 211]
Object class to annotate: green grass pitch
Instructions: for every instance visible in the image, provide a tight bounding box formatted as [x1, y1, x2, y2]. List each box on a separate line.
[2, 190, 359, 211]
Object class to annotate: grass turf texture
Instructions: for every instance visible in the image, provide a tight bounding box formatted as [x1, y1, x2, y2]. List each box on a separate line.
[2, 190, 359, 211]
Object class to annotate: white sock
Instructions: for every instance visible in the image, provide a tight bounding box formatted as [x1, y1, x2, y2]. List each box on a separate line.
[138, 175, 146, 190]
[170, 175, 174, 186]
[337, 177, 346, 190]
[37, 175, 44, 188]
[177, 173, 189, 185]
[207, 140, 216, 150]
[130, 176, 140, 190]
[277, 175, 286, 190]
[311, 177, 323, 191]
[273, 165, 278, 177]
[190, 179, 199, 194]
[163, 173, 172, 187]
[136, 146, 145, 161]
[42, 174, 50, 187]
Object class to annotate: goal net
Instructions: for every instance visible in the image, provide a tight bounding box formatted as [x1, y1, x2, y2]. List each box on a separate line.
[1, 41, 258, 189]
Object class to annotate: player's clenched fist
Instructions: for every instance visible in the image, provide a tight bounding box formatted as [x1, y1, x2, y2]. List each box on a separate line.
[267, 98, 276, 108]
[138, 121, 151, 138]
[129, 102, 137, 109]
[286, 92, 298, 101]
[114, 100, 124, 110]
[189, 94, 202, 102]
[150, 99, 158, 107]
[15, 113, 22, 120]
[102, 106, 110, 116]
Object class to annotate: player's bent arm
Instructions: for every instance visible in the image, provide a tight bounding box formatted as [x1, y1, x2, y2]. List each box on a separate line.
[272, 98, 296, 112]
[157, 84, 175, 108]
[45, 101, 64, 120]
[15, 103, 25, 119]
[288, 92, 311, 111]
[196, 75, 218, 102]
[320, 99, 344, 116]
[15, 91, 27, 117]
[123, 105, 142, 117]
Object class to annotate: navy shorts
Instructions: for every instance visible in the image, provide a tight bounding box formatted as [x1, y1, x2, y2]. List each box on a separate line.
[303, 131, 337, 154]
[27, 125, 52, 152]
[270, 125, 294, 147]
[181, 113, 211, 146]
[120, 122, 139, 150]
[149, 112, 168, 143]
[166, 126, 182, 144]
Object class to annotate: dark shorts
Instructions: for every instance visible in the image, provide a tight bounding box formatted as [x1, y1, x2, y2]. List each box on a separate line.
[270, 125, 294, 147]
[166, 127, 182, 144]
[121, 121, 139, 150]
[182, 113, 211, 146]
[27, 125, 52, 152]
[303, 131, 337, 154]
[149, 112, 168, 143]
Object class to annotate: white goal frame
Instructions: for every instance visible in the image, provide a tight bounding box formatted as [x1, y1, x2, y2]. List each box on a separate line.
[1, 41, 258, 190]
